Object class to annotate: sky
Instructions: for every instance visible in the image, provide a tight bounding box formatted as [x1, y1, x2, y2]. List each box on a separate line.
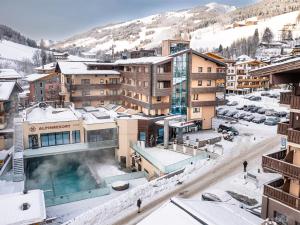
[0, 0, 254, 41]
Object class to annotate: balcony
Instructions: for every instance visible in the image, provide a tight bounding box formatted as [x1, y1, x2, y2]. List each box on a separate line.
[153, 88, 171, 96]
[191, 101, 217, 107]
[262, 150, 300, 180]
[72, 83, 121, 90]
[191, 87, 224, 94]
[287, 128, 300, 145]
[71, 95, 120, 101]
[264, 179, 300, 211]
[277, 121, 290, 135]
[237, 78, 269, 82]
[290, 95, 300, 110]
[280, 92, 291, 105]
[156, 73, 172, 81]
[190, 72, 226, 80]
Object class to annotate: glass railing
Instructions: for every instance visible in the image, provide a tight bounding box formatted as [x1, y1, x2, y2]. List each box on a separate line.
[131, 143, 212, 174]
[104, 171, 147, 184]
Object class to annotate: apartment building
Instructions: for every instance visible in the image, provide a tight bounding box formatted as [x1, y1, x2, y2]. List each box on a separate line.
[225, 55, 269, 94]
[0, 81, 22, 150]
[250, 57, 300, 224]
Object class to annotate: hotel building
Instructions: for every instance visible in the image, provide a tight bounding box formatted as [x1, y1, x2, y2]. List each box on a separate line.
[250, 57, 300, 224]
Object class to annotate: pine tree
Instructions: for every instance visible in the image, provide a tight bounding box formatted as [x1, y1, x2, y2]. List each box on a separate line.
[287, 30, 293, 40]
[252, 29, 259, 47]
[262, 27, 274, 44]
[218, 44, 223, 53]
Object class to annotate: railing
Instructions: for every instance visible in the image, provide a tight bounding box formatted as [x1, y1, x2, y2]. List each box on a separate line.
[131, 143, 211, 174]
[264, 179, 300, 210]
[280, 92, 291, 105]
[237, 78, 269, 82]
[191, 101, 217, 107]
[262, 150, 300, 180]
[71, 95, 121, 101]
[277, 121, 290, 135]
[290, 95, 300, 110]
[287, 128, 300, 145]
[191, 87, 224, 94]
[72, 84, 121, 90]
[190, 72, 225, 80]
[153, 88, 171, 96]
[104, 171, 147, 184]
[156, 73, 172, 81]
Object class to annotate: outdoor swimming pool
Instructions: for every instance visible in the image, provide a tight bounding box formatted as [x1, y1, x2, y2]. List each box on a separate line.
[25, 153, 110, 206]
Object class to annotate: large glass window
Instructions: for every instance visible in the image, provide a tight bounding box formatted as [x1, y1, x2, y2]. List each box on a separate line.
[139, 132, 146, 141]
[87, 128, 117, 142]
[171, 53, 188, 115]
[40, 132, 70, 147]
[72, 130, 81, 143]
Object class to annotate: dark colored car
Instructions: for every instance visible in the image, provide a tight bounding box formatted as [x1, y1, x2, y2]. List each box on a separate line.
[244, 105, 256, 111]
[261, 92, 270, 96]
[236, 105, 245, 110]
[269, 94, 279, 99]
[252, 116, 266, 124]
[274, 111, 288, 118]
[218, 124, 239, 136]
[264, 117, 280, 126]
[257, 108, 266, 114]
[249, 96, 262, 101]
[250, 106, 262, 113]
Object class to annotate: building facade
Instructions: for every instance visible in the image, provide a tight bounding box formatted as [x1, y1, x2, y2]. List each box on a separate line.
[250, 58, 300, 224]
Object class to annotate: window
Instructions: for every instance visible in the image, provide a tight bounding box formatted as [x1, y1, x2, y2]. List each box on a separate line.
[274, 211, 287, 225]
[40, 90, 43, 95]
[40, 132, 70, 147]
[144, 81, 148, 87]
[100, 100, 104, 105]
[193, 107, 200, 113]
[207, 67, 212, 73]
[157, 96, 161, 102]
[145, 67, 149, 73]
[100, 79, 104, 84]
[81, 79, 90, 85]
[100, 90, 104, 95]
[82, 101, 91, 107]
[207, 80, 212, 86]
[193, 94, 199, 100]
[139, 132, 146, 141]
[198, 80, 202, 86]
[72, 130, 81, 143]
[198, 67, 203, 73]
[82, 90, 90, 96]
[40, 82, 43, 87]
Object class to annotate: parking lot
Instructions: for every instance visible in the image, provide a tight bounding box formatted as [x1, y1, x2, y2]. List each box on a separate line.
[217, 90, 289, 126]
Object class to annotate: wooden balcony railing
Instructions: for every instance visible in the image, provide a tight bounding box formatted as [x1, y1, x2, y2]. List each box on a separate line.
[262, 150, 300, 180]
[72, 83, 121, 90]
[264, 179, 300, 210]
[153, 88, 171, 97]
[280, 92, 291, 105]
[277, 121, 290, 135]
[190, 72, 226, 80]
[288, 128, 300, 145]
[290, 95, 300, 110]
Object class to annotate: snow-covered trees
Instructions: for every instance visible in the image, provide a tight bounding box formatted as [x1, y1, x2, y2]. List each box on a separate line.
[0, 25, 37, 47]
[262, 27, 274, 44]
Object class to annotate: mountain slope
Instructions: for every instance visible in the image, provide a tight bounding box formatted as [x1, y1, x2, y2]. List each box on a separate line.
[53, 0, 300, 53]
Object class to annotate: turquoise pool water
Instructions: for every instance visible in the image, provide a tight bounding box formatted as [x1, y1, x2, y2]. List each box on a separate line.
[25, 153, 110, 206]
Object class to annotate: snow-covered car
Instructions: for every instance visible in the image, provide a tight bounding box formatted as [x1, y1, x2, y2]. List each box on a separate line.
[238, 112, 249, 119]
[264, 117, 280, 126]
[252, 116, 266, 124]
[274, 111, 288, 117]
[236, 105, 246, 110]
[257, 108, 266, 114]
[243, 115, 255, 122]
[249, 96, 262, 101]
[225, 110, 238, 117]
[260, 92, 270, 96]
[265, 109, 277, 116]
[218, 109, 229, 116]
[218, 124, 239, 136]
[202, 190, 232, 202]
[226, 101, 238, 106]
[249, 106, 261, 113]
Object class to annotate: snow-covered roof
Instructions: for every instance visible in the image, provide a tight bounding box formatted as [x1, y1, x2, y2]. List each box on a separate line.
[0, 149, 9, 160]
[138, 198, 263, 225]
[0, 82, 18, 101]
[115, 56, 171, 65]
[0, 190, 46, 225]
[236, 55, 252, 62]
[25, 73, 49, 82]
[35, 62, 56, 71]
[0, 69, 22, 79]
[57, 61, 120, 75]
[25, 106, 80, 124]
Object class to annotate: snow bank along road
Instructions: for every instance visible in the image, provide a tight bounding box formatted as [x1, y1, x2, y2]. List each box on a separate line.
[111, 135, 280, 225]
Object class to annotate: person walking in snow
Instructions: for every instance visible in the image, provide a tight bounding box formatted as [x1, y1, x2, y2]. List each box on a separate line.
[137, 198, 142, 213]
[243, 160, 248, 172]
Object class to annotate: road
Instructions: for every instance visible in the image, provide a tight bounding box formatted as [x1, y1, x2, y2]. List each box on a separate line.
[110, 135, 280, 225]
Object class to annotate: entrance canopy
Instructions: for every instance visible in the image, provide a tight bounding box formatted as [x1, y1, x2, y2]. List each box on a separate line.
[24, 140, 118, 159]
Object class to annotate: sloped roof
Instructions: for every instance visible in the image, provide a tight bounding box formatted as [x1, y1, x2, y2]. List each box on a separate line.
[115, 56, 171, 65]
[25, 73, 49, 82]
[0, 69, 22, 79]
[0, 81, 20, 101]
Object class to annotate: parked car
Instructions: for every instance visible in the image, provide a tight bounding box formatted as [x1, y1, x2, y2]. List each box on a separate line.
[244, 105, 256, 111]
[225, 110, 238, 117]
[238, 113, 249, 119]
[243, 115, 255, 122]
[218, 124, 239, 136]
[257, 108, 267, 114]
[269, 94, 279, 99]
[236, 105, 245, 110]
[261, 92, 270, 96]
[250, 106, 262, 113]
[274, 111, 288, 118]
[252, 116, 266, 124]
[249, 96, 262, 101]
[227, 101, 238, 106]
[264, 117, 280, 126]
[265, 109, 277, 116]
[218, 109, 229, 116]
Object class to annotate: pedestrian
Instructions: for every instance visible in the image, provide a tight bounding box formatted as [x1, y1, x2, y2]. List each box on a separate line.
[243, 160, 248, 172]
[137, 198, 142, 213]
